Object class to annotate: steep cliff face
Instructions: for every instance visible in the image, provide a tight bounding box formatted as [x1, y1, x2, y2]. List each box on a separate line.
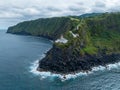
[7, 13, 120, 74]
[38, 13, 120, 74]
[7, 17, 74, 40]
[38, 45, 120, 74]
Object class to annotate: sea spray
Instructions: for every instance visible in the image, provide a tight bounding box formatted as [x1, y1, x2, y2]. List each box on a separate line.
[29, 53, 120, 81]
[29, 59, 91, 81]
[30, 59, 120, 81]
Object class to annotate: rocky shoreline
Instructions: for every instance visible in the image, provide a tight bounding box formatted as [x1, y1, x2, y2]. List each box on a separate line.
[38, 45, 120, 74]
[6, 12, 120, 75]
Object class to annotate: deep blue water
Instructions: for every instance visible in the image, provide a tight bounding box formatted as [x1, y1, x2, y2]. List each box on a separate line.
[0, 30, 120, 90]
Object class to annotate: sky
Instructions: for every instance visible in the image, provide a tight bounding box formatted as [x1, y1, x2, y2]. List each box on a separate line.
[0, 0, 120, 29]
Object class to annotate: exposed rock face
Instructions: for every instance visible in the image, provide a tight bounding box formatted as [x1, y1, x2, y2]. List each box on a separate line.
[38, 13, 120, 74]
[38, 45, 120, 74]
[7, 12, 120, 74]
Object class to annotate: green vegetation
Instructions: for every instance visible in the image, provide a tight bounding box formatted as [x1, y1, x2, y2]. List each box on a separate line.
[54, 13, 120, 55]
[7, 17, 73, 40]
[7, 12, 120, 55]
[86, 13, 120, 54]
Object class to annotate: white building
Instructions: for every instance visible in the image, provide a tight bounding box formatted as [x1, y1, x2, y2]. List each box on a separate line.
[55, 35, 68, 44]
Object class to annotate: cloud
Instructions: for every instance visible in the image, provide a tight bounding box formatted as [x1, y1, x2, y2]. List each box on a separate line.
[0, 0, 120, 29]
[0, 11, 23, 19]
[94, 1, 106, 8]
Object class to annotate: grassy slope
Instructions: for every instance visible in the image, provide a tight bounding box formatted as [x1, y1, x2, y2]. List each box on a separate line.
[55, 13, 120, 55]
[7, 12, 120, 55]
[87, 13, 120, 54]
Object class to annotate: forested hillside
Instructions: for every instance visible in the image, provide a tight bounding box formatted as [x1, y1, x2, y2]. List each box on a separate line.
[7, 17, 74, 40]
[7, 12, 120, 74]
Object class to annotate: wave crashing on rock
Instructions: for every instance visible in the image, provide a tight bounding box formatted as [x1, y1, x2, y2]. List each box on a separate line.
[30, 59, 120, 81]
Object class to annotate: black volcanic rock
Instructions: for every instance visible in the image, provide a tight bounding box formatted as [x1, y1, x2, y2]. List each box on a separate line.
[38, 12, 120, 74]
[7, 12, 120, 74]
[38, 45, 120, 74]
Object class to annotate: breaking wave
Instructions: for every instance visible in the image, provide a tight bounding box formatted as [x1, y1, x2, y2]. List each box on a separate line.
[29, 58, 120, 81]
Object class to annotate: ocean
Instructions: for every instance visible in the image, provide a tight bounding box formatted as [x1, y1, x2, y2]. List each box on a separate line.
[0, 30, 120, 90]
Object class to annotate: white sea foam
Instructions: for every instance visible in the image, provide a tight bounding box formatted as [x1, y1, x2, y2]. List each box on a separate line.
[92, 66, 106, 72]
[30, 59, 120, 81]
[107, 62, 120, 70]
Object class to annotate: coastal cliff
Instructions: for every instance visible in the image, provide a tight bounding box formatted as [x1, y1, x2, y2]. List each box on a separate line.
[7, 13, 120, 74]
[38, 45, 120, 74]
[7, 17, 74, 40]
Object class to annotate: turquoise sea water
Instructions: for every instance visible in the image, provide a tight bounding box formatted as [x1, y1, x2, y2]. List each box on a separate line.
[0, 30, 120, 90]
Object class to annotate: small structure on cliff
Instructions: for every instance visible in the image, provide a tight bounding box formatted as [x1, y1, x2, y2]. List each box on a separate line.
[69, 31, 79, 38]
[76, 25, 79, 30]
[55, 35, 68, 44]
